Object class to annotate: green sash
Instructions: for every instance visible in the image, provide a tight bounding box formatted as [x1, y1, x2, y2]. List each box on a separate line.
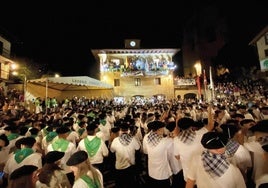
[87, 112, 95, 118]
[14, 148, 34, 163]
[84, 137, 101, 157]
[7, 133, 19, 141]
[81, 175, 100, 188]
[52, 138, 69, 152]
[78, 128, 85, 137]
[46, 132, 58, 142]
[100, 119, 106, 126]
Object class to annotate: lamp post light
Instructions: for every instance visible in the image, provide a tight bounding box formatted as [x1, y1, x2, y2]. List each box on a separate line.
[194, 62, 202, 101]
[11, 63, 27, 105]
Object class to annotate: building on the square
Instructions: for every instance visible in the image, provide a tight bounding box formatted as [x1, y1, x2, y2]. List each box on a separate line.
[91, 39, 180, 101]
[0, 34, 15, 94]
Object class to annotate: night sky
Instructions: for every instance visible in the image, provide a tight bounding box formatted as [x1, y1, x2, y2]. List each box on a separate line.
[1, 1, 267, 78]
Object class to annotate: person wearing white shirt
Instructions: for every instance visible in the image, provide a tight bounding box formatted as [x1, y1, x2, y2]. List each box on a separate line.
[77, 120, 109, 174]
[4, 137, 42, 179]
[143, 120, 173, 188]
[173, 104, 214, 183]
[110, 121, 140, 188]
[186, 131, 246, 188]
[243, 120, 268, 186]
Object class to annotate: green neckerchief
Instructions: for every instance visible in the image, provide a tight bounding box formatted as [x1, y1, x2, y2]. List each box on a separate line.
[31, 135, 37, 138]
[81, 175, 100, 188]
[52, 138, 69, 152]
[100, 119, 106, 126]
[14, 148, 34, 163]
[7, 133, 19, 141]
[84, 137, 101, 157]
[87, 112, 95, 118]
[78, 128, 85, 137]
[46, 132, 58, 142]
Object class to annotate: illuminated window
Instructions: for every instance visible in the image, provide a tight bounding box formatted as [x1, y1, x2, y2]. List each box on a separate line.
[134, 78, 141, 86]
[155, 78, 161, 85]
[114, 79, 120, 87]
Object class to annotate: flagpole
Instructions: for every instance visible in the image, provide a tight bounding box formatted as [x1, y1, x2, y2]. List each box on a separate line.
[203, 69, 207, 102]
[209, 66, 215, 102]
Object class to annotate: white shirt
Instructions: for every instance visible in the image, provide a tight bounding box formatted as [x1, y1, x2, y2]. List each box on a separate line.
[244, 139, 266, 183]
[187, 154, 246, 188]
[143, 133, 173, 180]
[166, 137, 182, 175]
[98, 121, 111, 142]
[72, 169, 104, 188]
[47, 138, 76, 173]
[173, 127, 208, 181]
[4, 151, 42, 175]
[110, 134, 140, 170]
[228, 144, 252, 177]
[77, 135, 109, 164]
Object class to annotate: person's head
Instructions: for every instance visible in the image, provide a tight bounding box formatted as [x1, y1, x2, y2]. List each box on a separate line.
[8, 165, 38, 188]
[233, 113, 245, 122]
[66, 150, 90, 178]
[177, 117, 195, 130]
[239, 119, 255, 130]
[86, 121, 99, 135]
[119, 122, 130, 133]
[201, 131, 228, 154]
[0, 134, 9, 150]
[56, 126, 70, 138]
[165, 121, 178, 137]
[15, 136, 36, 149]
[45, 151, 65, 165]
[249, 119, 268, 139]
[148, 120, 166, 135]
[220, 124, 239, 139]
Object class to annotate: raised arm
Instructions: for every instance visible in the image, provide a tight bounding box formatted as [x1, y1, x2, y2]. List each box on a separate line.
[205, 103, 214, 131]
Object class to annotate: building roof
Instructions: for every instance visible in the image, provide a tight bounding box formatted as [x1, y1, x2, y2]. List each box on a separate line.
[249, 25, 268, 45]
[91, 48, 180, 61]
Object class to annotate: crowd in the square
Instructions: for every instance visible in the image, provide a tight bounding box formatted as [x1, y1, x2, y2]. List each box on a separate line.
[0, 78, 267, 188]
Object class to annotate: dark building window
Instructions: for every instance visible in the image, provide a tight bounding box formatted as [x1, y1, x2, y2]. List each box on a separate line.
[114, 79, 120, 87]
[0, 42, 3, 55]
[265, 32, 268, 45]
[264, 49, 268, 57]
[134, 78, 141, 86]
[155, 78, 161, 85]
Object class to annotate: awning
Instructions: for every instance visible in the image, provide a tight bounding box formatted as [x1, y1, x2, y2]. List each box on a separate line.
[27, 76, 113, 91]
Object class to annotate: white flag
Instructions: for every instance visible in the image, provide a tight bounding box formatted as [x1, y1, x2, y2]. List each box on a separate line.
[209, 66, 215, 100]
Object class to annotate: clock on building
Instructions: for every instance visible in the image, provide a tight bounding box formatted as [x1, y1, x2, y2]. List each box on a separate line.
[125, 39, 140, 49]
[130, 41, 136, 47]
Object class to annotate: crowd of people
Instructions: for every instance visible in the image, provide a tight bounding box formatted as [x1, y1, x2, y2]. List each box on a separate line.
[0, 78, 267, 188]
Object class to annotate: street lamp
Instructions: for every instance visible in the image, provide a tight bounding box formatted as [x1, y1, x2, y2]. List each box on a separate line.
[194, 61, 202, 101]
[11, 63, 27, 105]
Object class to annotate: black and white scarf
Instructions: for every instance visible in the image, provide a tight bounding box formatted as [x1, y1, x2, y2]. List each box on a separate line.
[225, 139, 240, 157]
[147, 132, 163, 147]
[202, 150, 230, 178]
[119, 133, 132, 146]
[179, 129, 196, 144]
[257, 136, 268, 145]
